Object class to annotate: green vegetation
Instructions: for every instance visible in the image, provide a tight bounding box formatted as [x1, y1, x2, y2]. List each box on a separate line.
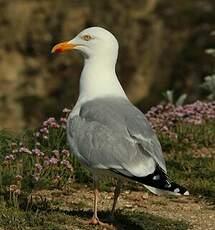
[0, 110, 214, 229]
[0, 205, 189, 230]
[167, 153, 215, 204]
[159, 120, 215, 151]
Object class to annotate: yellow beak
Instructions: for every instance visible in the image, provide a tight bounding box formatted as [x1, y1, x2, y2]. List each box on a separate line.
[51, 41, 77, 53]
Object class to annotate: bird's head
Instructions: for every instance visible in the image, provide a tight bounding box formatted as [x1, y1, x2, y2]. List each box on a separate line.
[51, 27, 119, 60]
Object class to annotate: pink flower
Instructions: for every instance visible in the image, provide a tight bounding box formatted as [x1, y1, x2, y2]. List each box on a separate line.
[53, 175, 61, 182]
[9, 184, 17, 192]
[146, 100, 215, 132]
[49, 157, 59, 165]
[19, 147, 32, 155]
[47, 117, 55, 123]
[40, 128, 49, 134]
[42, 117, 58, 129]
[62, 149, 70, 158]
[15, 175, 23, 181]
[32, 148, 44, 157]
[35, 163, 43, 173]
[60, 117, 67, 124]
[14, 188, 21, 196]
[61, 160, 73, 170]
[44, 156, 50, 166]
[54, 175, 61, 180]
[5, 154, 15, 161]
[42, 121, 48, 127]
[50, 122, 60, 128]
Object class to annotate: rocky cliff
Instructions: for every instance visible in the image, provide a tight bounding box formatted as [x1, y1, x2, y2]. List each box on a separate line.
[0, 0, 214, 130]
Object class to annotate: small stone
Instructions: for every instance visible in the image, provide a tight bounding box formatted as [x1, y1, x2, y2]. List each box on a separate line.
[142, 192, 149, 200]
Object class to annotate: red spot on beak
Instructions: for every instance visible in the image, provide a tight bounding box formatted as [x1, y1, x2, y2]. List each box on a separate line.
[51, 41, 76, 53]
[55, 48, 62, 53]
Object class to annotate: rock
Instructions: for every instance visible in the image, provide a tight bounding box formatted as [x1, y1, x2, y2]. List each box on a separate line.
[0, 0, 214, 130]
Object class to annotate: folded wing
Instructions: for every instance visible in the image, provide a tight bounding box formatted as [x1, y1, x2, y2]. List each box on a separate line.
[67, 98, 188, 195]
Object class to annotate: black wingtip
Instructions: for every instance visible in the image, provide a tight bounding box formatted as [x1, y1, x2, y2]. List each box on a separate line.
[130, 165, 189, 196]
[110, 165, 189, 196]
[166, 181, 189, 195]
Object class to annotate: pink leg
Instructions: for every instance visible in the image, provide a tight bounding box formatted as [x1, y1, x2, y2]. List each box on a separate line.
[89, 179, 100, 224]
[110, 180, 122, 220]
[89, 177, 117, 229]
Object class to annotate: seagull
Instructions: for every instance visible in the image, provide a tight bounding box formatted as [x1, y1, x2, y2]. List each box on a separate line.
[51, 27, 189, 225]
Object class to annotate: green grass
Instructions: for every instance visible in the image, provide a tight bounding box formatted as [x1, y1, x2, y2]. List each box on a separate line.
[0, 119, 214, 229]
[0, 130, 19, 162]
[0, 204, 72, 230]
[159, 121, 215, 152]
[0, 203, 189, 230]
[167, 153, 215, 205]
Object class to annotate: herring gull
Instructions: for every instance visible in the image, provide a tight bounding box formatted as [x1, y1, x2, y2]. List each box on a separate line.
[51, 27, 189, 225]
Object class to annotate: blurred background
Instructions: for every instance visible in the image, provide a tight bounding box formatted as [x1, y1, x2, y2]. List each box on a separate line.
[0, 0, 214, 131]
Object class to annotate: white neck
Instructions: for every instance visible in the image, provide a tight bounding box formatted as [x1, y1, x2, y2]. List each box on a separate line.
[79, 56, 127, 102]
[70, 55, 128, 117]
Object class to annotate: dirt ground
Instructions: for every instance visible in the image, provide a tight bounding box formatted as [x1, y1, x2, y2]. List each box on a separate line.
[36, 186, 215, 230]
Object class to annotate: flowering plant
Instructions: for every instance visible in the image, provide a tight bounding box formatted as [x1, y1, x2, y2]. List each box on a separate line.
[0, 108, 74, 208]
[146, 101, 215, 149]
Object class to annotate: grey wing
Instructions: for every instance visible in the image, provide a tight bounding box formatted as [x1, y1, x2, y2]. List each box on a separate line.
[79, 98, 166, 171]
[124, 104, 166, 172]
[67, 98, 165, 178]
[68, 115, 156, 177]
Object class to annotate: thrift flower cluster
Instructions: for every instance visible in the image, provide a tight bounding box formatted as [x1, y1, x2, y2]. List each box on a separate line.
[2, 108, 73, 199]
[146, 101, 215, 138]
[36, 108, 71, 140]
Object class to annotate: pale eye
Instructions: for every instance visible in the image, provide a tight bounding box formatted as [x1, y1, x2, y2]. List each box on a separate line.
[81, 34, 93, 41]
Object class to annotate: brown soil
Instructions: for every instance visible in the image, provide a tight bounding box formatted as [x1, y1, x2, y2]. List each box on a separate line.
[35, 186, 215, 230]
